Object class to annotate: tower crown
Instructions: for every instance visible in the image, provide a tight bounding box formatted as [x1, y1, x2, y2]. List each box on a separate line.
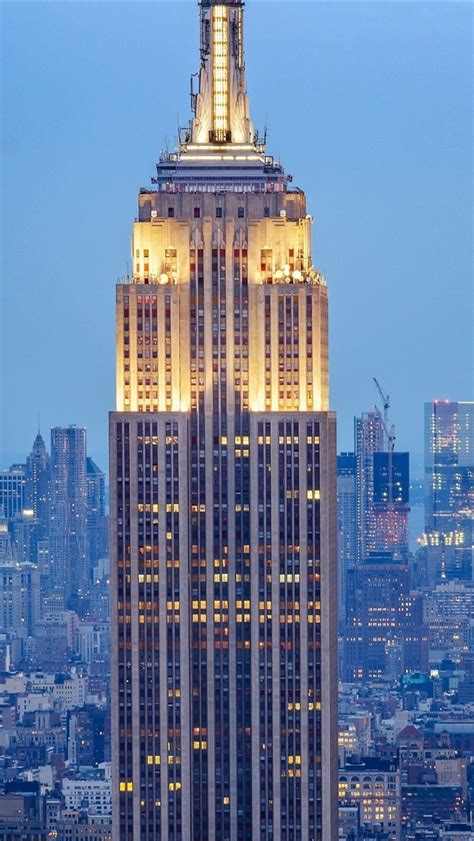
[192, 0, 251, 145]
[152, 0, 285, 194]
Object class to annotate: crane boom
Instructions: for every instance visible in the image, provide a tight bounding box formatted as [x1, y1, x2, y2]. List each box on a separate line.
[373, 404, 396, 508]
[373, 377, 390, 425]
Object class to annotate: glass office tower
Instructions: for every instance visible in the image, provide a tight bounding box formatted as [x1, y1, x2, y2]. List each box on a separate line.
[422, 400, 473, 581]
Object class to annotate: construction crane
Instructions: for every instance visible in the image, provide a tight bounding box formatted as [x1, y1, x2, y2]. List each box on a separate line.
[373, 378, 396, 507]
[373, 377, 390, 430]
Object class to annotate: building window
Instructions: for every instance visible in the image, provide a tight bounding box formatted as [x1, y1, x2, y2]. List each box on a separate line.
[238, 207, 244, 218]
[168, 207, 174, 218]
[264, 206, 270, 217]
[194, 207, 201, 218]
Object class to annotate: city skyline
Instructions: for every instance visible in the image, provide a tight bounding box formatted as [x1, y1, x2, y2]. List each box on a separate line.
[2, 1, 472, 469]
[0, 3, 472, 838]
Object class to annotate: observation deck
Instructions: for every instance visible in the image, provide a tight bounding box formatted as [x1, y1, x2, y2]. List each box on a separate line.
[153, 141, 287, 194]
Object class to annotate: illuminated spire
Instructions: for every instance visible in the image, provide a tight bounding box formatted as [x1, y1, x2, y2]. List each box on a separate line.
[191, 0, 254, 145]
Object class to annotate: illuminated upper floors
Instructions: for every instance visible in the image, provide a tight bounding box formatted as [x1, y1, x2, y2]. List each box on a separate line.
[116, 189, 329, 418]
[115, 278, 328, 416]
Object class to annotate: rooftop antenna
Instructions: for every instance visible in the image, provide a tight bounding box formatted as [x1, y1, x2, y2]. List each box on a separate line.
[190, 72, 198, 116]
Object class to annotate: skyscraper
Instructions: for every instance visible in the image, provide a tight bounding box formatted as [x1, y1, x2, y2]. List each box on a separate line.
[343, 552, 412, 682]
[0, 511, 40, 660]
[337, 452, 357, 622]
[422, 401, 474, 581]
[354, 410, 384, 561]
[373, 451, 410, 556]
[49, 426, 88, 609]
[86, 457, 109, 575]
[110, 2, 338, 839]
[25, 431, 50, 543]
[354, 411, 409, 561]
[0, 464, 26, 522]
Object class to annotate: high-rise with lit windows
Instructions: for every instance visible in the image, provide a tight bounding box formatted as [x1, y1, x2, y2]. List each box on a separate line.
[354, 410, 384, 562]
[422, 400, 473, 581]
[25, 431, 50, 542]
[354, 412, 409, 563]
[110, 2, 338, 839]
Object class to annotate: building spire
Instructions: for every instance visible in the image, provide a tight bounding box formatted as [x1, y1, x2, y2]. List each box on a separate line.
[191, 0, 254, 145]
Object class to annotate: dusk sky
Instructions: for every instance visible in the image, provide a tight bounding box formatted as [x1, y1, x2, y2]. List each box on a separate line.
[1, 0, 472, 473]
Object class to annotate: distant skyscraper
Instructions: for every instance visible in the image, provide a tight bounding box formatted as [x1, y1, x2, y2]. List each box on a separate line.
[355, 410, 384, 561]
[373, 451, 410, 555]
[0, 464, 26, 522]
[49, 426, 88, 608]
[422, 401, 474, 581]
[354, 411, 409, 561]
[86, 457, 108, 574]
[110, 1, 338, 839]
[344, 552, 412, 682]
[337, 452, 357, 622]
[0, 511, 40, 654]
[11, 508, 40, 565]
[0, 512, 14, 563]
[25, 431, 50, 542]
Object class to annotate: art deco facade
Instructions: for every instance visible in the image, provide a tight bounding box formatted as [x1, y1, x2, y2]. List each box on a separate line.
[110, 2, 337, 839]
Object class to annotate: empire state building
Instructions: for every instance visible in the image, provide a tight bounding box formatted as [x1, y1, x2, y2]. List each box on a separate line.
[110, 2, 338, 839]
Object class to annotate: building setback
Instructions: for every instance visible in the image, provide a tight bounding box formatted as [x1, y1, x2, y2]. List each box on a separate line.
[109, 1, 338, 839]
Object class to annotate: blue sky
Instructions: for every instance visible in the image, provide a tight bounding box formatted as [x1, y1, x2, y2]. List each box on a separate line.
[1, 1, 472, 473]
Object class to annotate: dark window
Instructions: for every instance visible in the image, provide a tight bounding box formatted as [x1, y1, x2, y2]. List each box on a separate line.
[216, 207, 223, 218]
[194, 207, 201, 218]
[168, 207, 174, 218]
[264, 207, 270, 217]
[238, 207, 244, 218]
